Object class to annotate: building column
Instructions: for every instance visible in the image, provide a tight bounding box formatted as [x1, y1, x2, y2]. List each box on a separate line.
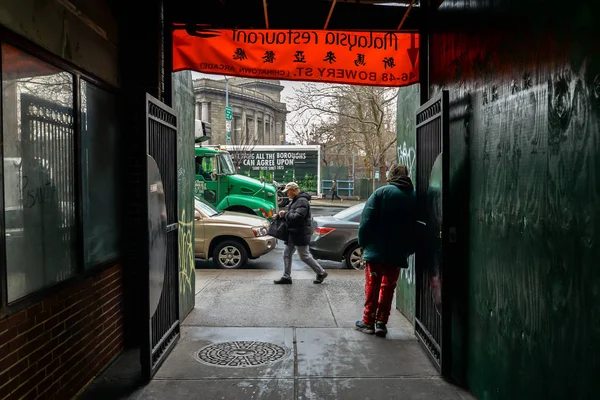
[253, 112, 259, 142]
[120, 0, 165, 348]
[241, 108, 247, 142]
[263, 114, 267, 145]
[195, 102, 201, 120]
[201, 102, 209, 121]
[278, 121, 284, 144]
[270, 116, 274, 144]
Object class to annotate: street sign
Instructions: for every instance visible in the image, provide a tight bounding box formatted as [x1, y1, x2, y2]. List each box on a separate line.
[225, 107, 232, 144]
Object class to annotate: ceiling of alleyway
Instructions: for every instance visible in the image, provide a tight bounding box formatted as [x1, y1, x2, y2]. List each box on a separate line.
[169, 0, 422, 31]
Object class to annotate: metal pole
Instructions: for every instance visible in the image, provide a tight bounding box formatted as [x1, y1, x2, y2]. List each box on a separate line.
[225, 76, 230, 145]
[352, 153, 355, 198]
[225, 76, 229, 108]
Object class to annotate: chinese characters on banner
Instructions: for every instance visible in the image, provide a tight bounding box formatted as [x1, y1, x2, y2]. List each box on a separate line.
[172, 28, 419, 87]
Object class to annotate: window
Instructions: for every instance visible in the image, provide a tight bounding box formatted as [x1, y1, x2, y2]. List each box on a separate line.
[232, 116, 241, 143]
[1, 42, 122, 307]
[219, 153, 235, 175]
[195, 156, 215, 180]
[194, 197, 219, 217]
[2, 44, 76, 302]
[81, 80, 121, 268]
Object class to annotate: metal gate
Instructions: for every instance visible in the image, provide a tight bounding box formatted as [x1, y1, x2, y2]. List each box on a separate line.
[19, 94, 77, 279]
[141, 94, 180, 379]
[415, 90, 449, 371]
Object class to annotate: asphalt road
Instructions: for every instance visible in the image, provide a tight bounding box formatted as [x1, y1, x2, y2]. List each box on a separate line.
[195, 206, 348, 271]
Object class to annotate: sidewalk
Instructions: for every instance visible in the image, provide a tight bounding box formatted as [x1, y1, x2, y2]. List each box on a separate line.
[82, 270, 473, 400]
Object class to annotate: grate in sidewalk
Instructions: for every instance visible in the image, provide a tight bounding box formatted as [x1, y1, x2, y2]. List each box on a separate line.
[194, 340, 289, 368]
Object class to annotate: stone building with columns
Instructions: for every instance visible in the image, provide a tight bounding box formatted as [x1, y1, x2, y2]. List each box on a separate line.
[193, 77, 288, 146]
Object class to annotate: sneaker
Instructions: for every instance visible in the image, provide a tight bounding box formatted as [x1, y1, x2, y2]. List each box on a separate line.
[355, 320, 374, 334]
[274, 277, 292, 284]
[375, 322, 388, 337]
[313, 271, 328, 284]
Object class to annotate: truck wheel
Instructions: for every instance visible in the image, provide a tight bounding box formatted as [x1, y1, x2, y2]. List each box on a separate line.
[213, 240, 248, 269]
[278, 199, 289, 208]
[278, 194, 290, 208]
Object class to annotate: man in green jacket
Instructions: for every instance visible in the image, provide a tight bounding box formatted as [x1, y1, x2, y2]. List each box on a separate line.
[355, 164, 417, 337]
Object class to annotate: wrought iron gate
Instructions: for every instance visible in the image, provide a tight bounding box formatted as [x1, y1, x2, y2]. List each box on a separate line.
[415, 90, 449, 371]
[19, 94, 77, 280]
[141, 94, 180, 379]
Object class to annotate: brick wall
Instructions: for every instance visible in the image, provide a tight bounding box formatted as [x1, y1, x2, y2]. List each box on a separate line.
[0, 264, 125, 399]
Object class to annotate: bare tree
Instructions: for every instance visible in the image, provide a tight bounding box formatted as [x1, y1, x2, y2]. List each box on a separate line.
[229, 118, 258, 170]
[286, 111, 336, 145]
[286, 118, 344, 167]
[288, 83, 398, 190]
[7, 73, 75, 108]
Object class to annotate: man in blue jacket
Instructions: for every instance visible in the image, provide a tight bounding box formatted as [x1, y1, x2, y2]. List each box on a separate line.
[355, 164, 417, 337]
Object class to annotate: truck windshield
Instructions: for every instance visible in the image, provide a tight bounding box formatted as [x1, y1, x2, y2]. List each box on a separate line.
[219, 153, 236, 175]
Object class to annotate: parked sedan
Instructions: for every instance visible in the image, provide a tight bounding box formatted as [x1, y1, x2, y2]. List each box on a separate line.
[309, 202, 366, 270]
[194, 197, 276, 269]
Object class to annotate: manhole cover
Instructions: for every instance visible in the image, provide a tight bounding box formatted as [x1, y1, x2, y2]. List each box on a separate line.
[194, 341, 288, 368]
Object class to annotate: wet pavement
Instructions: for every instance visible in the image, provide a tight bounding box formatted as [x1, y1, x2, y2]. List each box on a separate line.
[81, 269, 475, 400]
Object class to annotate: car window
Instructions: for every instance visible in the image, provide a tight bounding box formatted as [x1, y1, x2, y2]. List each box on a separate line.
[333, 203, 365, 221]
[195, 197, 219, 217]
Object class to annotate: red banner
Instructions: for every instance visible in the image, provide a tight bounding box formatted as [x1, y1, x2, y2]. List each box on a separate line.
[173, 28, 419, 87]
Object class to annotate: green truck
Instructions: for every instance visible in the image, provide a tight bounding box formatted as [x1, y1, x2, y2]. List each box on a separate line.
[194, 145, 278, 220]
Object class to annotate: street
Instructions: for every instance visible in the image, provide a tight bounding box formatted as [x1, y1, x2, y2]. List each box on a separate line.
[195, 206, 347, 271]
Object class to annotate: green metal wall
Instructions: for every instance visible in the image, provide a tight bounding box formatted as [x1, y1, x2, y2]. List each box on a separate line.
[395, 84, 420, 323]
[172, 71, 196, 319]
[431, 0, 600, 397]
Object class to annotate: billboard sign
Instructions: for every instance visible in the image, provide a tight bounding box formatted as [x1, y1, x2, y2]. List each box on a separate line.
[227, 145, 321, 194]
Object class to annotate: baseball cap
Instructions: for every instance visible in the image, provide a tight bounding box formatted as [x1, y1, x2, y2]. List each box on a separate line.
[283, 182, 299, 192]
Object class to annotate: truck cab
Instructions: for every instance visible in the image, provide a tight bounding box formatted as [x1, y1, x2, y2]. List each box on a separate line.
[194, 146, 277, 220]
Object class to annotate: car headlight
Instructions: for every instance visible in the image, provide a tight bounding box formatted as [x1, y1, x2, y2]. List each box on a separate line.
[252, 226, 268, 237]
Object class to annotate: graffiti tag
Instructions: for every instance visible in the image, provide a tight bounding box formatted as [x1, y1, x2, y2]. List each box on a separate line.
[21, 176, 56, 209]
[400, 255, 415, 285]
[397, 141, 416, 179]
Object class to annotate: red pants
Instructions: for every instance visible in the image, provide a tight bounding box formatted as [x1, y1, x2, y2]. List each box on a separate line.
[362, 262, 401, 325]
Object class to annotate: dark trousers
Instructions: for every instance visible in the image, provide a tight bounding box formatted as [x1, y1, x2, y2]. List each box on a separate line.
[331, 190, 341, 201]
